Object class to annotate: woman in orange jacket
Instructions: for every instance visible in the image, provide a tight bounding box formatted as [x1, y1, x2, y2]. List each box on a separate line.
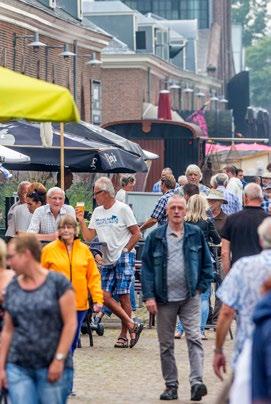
[41, 215, 103, 352]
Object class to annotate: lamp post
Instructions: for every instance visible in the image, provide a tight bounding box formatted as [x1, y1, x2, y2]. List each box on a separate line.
[13, 32, 46, 70]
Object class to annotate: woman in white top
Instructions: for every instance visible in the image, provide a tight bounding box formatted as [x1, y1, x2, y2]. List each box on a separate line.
[115, 175, 136, 203]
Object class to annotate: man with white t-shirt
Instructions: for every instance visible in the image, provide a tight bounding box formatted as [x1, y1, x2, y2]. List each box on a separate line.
[76, 177, 143, 348]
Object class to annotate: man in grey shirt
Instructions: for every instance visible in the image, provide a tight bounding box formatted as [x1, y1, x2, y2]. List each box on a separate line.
[141, 195, 213, 401]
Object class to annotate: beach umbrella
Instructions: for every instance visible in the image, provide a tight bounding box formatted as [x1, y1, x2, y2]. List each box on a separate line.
[0, 67, 80, 188]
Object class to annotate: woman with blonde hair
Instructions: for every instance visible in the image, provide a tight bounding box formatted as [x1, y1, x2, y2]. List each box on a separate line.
[0, 239, 14, 332]
[186, 194, 220, 338]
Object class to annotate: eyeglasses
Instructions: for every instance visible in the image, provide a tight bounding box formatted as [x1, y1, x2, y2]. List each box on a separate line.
[93, 190, 104, 197]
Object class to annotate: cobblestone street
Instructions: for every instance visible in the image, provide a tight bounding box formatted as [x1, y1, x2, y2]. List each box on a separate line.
[70, 324, 233, 404]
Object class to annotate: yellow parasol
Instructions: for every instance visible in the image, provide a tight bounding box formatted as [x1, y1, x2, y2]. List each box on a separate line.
[0, 67, 80, 188]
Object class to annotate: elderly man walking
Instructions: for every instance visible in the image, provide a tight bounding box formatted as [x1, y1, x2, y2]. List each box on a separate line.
[76, 177, 143, 348]
[27, 187, 75, 241]
[213, 217, 271, 380]
[141, 195, 213, 401]
[221, 183, 267, 274]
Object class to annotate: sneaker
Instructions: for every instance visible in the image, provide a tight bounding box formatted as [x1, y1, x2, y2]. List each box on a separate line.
[160, 387, 178, 400]
[201, 333, 208, 340]
[191, 383, 207, 401]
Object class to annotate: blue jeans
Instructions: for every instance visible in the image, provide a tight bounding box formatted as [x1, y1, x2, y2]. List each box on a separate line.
[6, 363, 73, 404]
[72, 310, 88, 353]
[200, 287, 211, 333]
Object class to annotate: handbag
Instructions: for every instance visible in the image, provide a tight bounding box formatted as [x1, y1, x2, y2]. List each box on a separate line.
[0, 389, 8, 404]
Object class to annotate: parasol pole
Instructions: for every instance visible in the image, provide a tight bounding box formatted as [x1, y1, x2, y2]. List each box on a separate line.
[60, 122, 65, 191]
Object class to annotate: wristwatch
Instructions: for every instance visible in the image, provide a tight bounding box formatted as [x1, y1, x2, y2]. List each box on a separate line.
[55, 353, 66, 361]
[123, 247, 129, 253]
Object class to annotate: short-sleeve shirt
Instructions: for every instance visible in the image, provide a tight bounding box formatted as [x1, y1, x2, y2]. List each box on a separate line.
[88, 200, 137, 265]
[27, 204, 75, 234]
[221, 206, 268, 265]
[5, 204, 32, 237]
[217, 250, 271, 366]
[217, 186, 242, 215]
[4, 271, 73, 369]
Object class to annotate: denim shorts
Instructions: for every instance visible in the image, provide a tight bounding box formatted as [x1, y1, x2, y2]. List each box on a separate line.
[101, 251, 135, 295]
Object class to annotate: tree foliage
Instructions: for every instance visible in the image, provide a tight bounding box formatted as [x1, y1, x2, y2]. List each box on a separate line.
[246, 36, 271, 109]
[232, 0, 268, 47]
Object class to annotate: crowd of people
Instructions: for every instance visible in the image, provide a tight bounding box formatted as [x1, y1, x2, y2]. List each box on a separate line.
[0, 163, 271, 403]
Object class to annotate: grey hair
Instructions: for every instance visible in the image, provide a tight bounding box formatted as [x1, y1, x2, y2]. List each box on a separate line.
[95, 177, 115, 197]
[17, 181, 31, 193]
[210, 173, 229, 188]
[258, 217, 271, 249]
[47, 187, 65, 198]
[185, 164, 202, 181]
[244, 183, 263, 201]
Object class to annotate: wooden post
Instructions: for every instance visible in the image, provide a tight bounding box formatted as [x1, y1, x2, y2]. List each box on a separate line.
[60, 122, 65, 190]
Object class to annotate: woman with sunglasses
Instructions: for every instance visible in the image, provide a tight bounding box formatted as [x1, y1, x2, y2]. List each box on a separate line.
[41, 215, 103, 352]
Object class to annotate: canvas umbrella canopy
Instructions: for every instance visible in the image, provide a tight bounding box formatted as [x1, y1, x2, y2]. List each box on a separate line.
[0, 67, 80, 188]
[0, 121, 148, 173]
[0, 144, 30, 164]
[0, 67, 79, 122]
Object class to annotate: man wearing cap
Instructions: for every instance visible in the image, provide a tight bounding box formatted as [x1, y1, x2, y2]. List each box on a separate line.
[206, 190, 228, 323]
[261, 171, 271, 189]
[210, 173, 242, 215]
[207, 190, 228, 236]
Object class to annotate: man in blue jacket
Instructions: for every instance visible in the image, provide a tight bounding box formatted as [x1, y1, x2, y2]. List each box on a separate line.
[141, 195, 213, 401]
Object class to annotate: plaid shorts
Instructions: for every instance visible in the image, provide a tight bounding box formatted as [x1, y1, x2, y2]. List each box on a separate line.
[101, 251, 135, 295]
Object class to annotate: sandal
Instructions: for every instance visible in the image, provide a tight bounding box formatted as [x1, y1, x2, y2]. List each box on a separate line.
[114, 337, 129, 348]
[129, 321, 144, 348]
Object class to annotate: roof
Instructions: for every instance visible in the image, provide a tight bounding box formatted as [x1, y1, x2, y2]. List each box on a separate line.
[22, 0, 111, 36]
[83, 0, 134, 14]
[103, 37, 134, 54]
[157, 19, 198, 40]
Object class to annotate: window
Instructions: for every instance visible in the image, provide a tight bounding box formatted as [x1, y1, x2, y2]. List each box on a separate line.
[91, 80, 101, 125]
[122, 0, 209, 28]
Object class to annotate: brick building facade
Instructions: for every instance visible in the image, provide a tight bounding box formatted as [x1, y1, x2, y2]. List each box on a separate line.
[0, 0, 111, 123]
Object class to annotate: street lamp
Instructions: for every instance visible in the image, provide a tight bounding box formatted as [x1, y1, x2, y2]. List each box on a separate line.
[13, 32, 46, 70]
[85, 52, 102, 66]
[45, 44, 76, 80]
